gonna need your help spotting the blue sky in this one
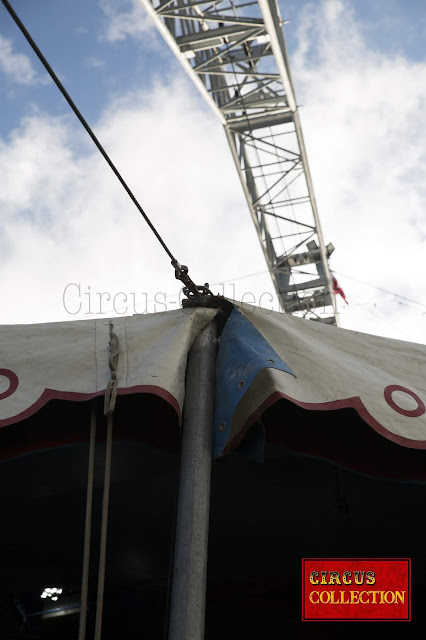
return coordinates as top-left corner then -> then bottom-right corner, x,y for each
0,0 -> 168,133
2,1 -> 425,131
1,0 -> 426,343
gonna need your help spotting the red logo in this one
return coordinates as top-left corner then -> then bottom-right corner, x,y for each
302,558 -> 410,621
384,385 -> 425,418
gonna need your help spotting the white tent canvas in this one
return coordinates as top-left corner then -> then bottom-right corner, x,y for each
2,300 -> 425,459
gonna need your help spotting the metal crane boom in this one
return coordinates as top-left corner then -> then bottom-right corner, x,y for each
140,0 -> 339,324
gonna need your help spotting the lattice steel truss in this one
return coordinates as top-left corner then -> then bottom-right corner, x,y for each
140,0 -> 338,323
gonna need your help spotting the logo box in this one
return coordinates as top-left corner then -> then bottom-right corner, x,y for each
302,558 -> 410,621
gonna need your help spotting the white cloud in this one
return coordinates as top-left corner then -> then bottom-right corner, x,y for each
0,35 -> 39,85
289,0 -> 426,342
0,79 -> 270,324
84,56 -> 105,69
99,0 -> 154,43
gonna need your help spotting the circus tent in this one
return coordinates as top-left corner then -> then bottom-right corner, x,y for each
0,300 -> 425,637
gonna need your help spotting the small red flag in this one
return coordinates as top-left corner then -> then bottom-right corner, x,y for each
333,276 -> 348,304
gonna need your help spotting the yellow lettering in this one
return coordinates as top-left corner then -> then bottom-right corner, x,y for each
342,571 -> 352,585
366,571 -> 375,585
359,591 -> 369,604
320,571 -> 327,585
395,591 -> 405,604
340,591 -> 350,605
329,571 -> 342,585
320,591 -> 331,604
384,591 -> 395,604
309,591 -> 319,604
309,571 -> 319,585
354,571 -> 365,585
350,590 -> 360,604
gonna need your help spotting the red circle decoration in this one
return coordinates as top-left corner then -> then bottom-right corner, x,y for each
0,369 -> 19,401
384,384 -> 425,418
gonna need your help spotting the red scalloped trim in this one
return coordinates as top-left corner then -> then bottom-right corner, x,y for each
0,385 -> 180,427
223,392 -> 426,456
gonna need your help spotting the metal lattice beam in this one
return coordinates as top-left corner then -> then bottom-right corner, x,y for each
140,0 -> 338,324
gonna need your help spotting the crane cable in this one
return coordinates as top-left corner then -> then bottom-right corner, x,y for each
2,0 -> 209,300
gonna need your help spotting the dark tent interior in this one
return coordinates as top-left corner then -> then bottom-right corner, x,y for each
0,394 -> 425,638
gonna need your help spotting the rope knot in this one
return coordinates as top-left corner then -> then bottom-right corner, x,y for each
171,259 -> 213,299
104,323 -> 119,416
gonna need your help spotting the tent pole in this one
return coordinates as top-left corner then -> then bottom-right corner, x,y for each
168,318 -> 217,640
